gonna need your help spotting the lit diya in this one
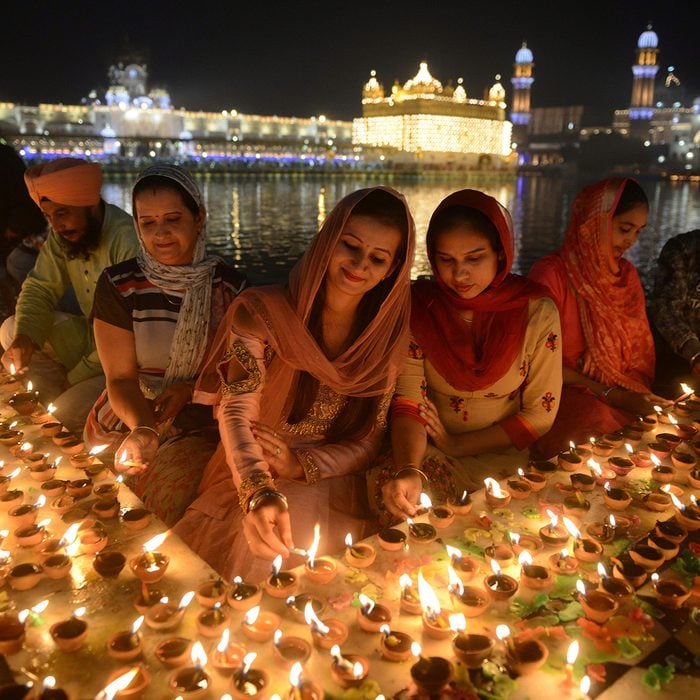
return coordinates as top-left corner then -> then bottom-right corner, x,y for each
378,623 -> 414,662
420,492 -> 455,528
0,609 -> 28,655
451,613 -> 494,668
651,573 -> 691,609
576,579 -> 618,623
242,605 -> 280,643
209,628 -> 245,675
585,514 -> 617,544
195,578 -> 227,608
196,602 -> 230,638
502,625 -> 549,677
563,517 -> 603,564
558,442 -> 584,471
548,547 -> 579,575
483,559 -> 518,601
539,509 -> 569,546
483,477 -> 511,508
447,566 -> 491,617
356,592 -> 392,632
343,532 -> 376,568
168,641 -> 211,698
518,551 -> 553,590
50,606 -> 88,652
518,467 -> 547,492
130,532 -> 170,582
626,443 -> 652,468
144,591 -> 195,631
107,615 -> 144,661
231,652 -> 269,699
329,644 -> 369,689
406,517 -> 437,544
448,489 -> 472,514
588,458 -> 616,484
286,593 -> 324,623
508,531 -> 543,556
304,523 -> 338,583
287,661 -> 323,700
399,573 -> 423,615
227,575 -> 263,611
272,629 -> 312,668
304,601 -> 348,650
265,554 -> 299,597
602,482 -> 632,511
419,571 -> 455,638
409,641 -> 453,695
445,544 -> 479,582
669,492 -> 700,531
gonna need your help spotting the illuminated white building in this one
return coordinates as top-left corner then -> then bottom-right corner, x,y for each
352,62 -> 513,167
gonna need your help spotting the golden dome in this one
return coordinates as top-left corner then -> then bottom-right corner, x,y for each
489,74 -> 505,102
453,77 -> 467,103
362,70 -> 384,101
403,62 -> 443,95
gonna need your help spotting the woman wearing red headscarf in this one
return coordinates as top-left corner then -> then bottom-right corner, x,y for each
380,190 -> 562,520
528,178 -> 670,459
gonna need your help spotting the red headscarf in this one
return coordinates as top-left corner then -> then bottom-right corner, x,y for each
411,189 -> 548,391
558,177 -> 654,392
24,158 -> 102,208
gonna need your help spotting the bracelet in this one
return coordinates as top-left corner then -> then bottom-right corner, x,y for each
392,465 -> 429,486
690,350 -> 700,369
246,489 -> 289,514
131,425 -> 159,439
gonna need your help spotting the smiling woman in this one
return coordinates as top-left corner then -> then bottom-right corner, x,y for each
528,178 -> 670,458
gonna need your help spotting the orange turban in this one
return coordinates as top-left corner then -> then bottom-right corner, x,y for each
24,158 -> 103,208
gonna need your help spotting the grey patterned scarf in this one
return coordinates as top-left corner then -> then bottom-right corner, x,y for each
133,164 -> 220,389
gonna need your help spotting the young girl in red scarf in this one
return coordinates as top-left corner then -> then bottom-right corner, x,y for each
527,178 -> 670,459
381,189 -> 562,520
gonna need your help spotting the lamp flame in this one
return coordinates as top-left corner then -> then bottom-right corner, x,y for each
650,453 -> 661,467
496,624 -> 511,641
447,565 -> 464,596
271,554 -> 282,576
484,477 -> 503,497
419,492 -> 432,509
306,523 -> 320,568
143,532 -> 167,553
177,591 -> 195,610
241,651 -> 256,675
358,593 -> 376,615
289,662 -> 303,688
98,668 -> 138,700
563,516 -> 581,539
490,559 -> 502,577
597,562 -> 608,578
576,579 -> 587,596
417,570 -> 441,617
244,606 -> 260,625
449,612 -> 466,633
580,675 -> 591,695
304,601 -> 329,634
566,640 -> 579,665
518,551 -> 533,567
445,544 -> 462,561
89,444 -> 108,455
217,628 -> 230,653
546,509 -> 558,529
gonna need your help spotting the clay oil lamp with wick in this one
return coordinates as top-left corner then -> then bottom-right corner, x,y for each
196,602 -> 230,638
528,458 -> 558,479
602,481 -> 632,511
562,490 -> 591,518
484,559 -> 519,602
657,428 -> 683,451
30,401 -> 56,425
644,532 -> 679,560
377,526 -> 407,551
329,644 -> 370,690
419,571 -> 456,639
447,565 -> 491,617
558,441 -> 584,471
588,458 -> 616,485
286,592 -> 325,623
399,573 -> 423,615
597,562 -> 634,603
569,470 -> 595,493
0,422 -> 23,448
168,641 -> 212,699
0,466 -> 21,495
563,517 -> 603,564
406,516 -> 437,544
647,439 -> 672,462
586,513 -> 617,544
1,364 -> 22,391
651,573 -> 691,609
14,516 -> 51,548
628,543 -> 664,572
539,508 -> 569,546
102,666 -> 151,698
9,494 -> 46,528
0,609 -> 29,655
484,477 -> 511,508
50,606 -> 88,652
343,531 -> 376,568
40,478 -> 66,500
356,592 -> 392,632
231,652 -> 269,700
575,579 -> 618,624
91,496 -> 120,520
446,544 -> 479,582
603,431 -> 625,449
209,628 -> 245,675
37,522 -> 79,562
195,578 -> 227,608
378,623 -> 414,662
155,637 -> 194,669
242,605 -> 281,643
144,591 -> 195,631
0,487 -> 21,512
518,551 -> 553,591
93,474 -> 123,502
120,507 -> 152,531
506,476 -> 532,499
518,467 -> 547,492
573,440 -> 593,460
650,453 -> 676,484
272,629 -> 312,668
670,450 -> 696,474
304,523 -> 338,583
590,437 -> 614,458
107,615 -> 144,662
508,531 -> 543,556
687,467 -> 700,487
611,555 -> 648,588
669,492 -> 700,531
548,547 -> 580,575
419,492 -> 455,528
129,531 -> 170,583
608,450 -> 635,477
502,625 -> 549,677
409,641 -> 454,696
450,612 -> 494,668
8,380 -> 39,415
448,489 -> 473,514
287,661 -> 324,700
227,575 -> 263,611
654,517 -> 688,544
643,483 -> 673,512
654,404 -> 675,425
265,554 -> 300,598
622,425 -> 643,447
305,601 -> 349,650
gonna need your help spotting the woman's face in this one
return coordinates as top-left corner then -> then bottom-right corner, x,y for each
433,226 -> 500,299
325,214 -> 402,301
135,188 -> 204,265
609,203 -> 648,262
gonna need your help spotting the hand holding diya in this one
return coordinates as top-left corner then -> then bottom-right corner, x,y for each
329,644 -> 369,689
303,523 -> 337,583
168,641 -> 211,698
304,601 -> 349,650
231,652 -> 270,699
343,532 -> 376,568
129,532 -> 170,583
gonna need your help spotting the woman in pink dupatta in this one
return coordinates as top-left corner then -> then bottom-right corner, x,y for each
529,178 -> 670,458
173,187 -> 414,581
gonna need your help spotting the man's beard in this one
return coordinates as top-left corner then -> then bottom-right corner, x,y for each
59,209 -> 102,260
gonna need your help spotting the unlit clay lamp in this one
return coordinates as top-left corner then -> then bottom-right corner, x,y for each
195,578 -> 227,608
377,527 -> 407,551
504,628 -> 549,676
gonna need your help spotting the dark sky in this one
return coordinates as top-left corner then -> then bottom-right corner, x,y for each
4,0 -> 698,122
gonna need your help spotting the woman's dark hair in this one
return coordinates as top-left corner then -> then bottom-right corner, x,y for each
428,205 -> 503,258
287,189 -> 409,442
614,180 -> 648,217
132,175 -> 199,218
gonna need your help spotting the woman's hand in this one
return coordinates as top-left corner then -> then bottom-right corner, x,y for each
115,426 -> 159,475
153,382 -> 193,425
419,399 -> 460,456
608,388 -> 672,416
251,421 -> 303,479
242,499 -> 294,559
381,472 -> 421,520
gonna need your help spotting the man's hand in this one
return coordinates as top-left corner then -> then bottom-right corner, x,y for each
2,334 -> 35,374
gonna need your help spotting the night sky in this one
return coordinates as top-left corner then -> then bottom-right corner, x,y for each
4,0 -> 698,122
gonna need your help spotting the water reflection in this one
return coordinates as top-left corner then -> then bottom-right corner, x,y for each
103,174 -> 700,293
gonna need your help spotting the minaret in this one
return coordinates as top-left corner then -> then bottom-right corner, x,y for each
511,42 -> 534,126
630,25 -> 659,123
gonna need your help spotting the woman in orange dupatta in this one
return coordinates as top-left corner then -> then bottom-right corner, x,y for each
173,187 -> 414,581
529,178 -> 670,459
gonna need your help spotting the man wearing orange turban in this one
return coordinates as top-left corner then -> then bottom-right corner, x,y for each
0,157 -> 139,430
